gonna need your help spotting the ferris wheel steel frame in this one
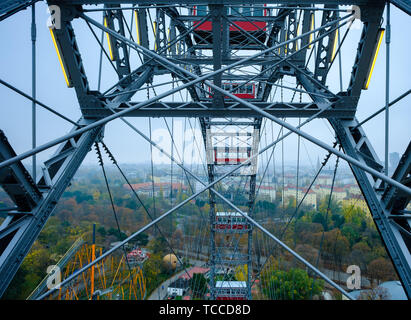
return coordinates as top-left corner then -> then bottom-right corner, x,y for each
0,0 -> 410,300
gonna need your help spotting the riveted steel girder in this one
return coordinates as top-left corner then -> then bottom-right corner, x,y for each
347,4 -> 385,97
0,124 -> 103,297
104,4 -> 132,83
331,118 -> 411,299
0,130 -> 42,212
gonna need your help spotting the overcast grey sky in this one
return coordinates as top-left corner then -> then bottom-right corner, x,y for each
0,3 -> 409,172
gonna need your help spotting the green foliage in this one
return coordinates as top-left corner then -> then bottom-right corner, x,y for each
318,196 -> 341,216
3,244 -> 54,299
0,165 -> 399,299
190,273 -> 208,298
331,213 -> 345,228
107,227 -> 127,241
64,190 -> 93,203
312,211 -> 328,230
341,223 -> 361,247
147,237 -> 168,255
255,200 -> 277,213
143,253 -> 169,295
134,233 -> 149,246
262,268 -> 323,300
342,205 -> 367,227
97,226 -> 107,236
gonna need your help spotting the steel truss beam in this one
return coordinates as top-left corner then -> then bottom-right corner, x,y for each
259,8 -> 289,100
382,142 -> 411,215
331,118 -> 411,298
0,0 -> 39,21
47,4 -> 102,114
105,109 -> 354,299
83,101 -> 356,118
0,0 -> 409,300
0,124 -> 103,297
182,55 -> 411,300
347,4 -> 385,97
54,1 -> 385,5
314,5 -> 338,84
0,131 -> 42,212
200,112 -> 261,299
103,4 -> 132,83
125,26 -> 410,195
390,0 -> 411,15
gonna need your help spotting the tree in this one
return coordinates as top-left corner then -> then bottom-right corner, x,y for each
341,223 -> 361,247
171,229 -> 184,250
190,273 -> 208,298
97,226 -> 107,237
262,268 -> 323,300
368,258 -> 397,284
294,244 -> 318,266
341,204 -> 367,227
255,200 -> 277,213
143,253 -> 168,295
331,213 -> 345,229
234,264 -> 248,282
312,211 -> 329,230
147,237 -> 168,255
358,286 -> 390,300
349,242 -> 372,272
107,227 -> 127,241
319,229 -> 349,270
159,186 -> 164,199
318,196 -> 341,216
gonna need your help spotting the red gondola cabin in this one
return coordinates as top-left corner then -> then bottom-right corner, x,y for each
192,5 -> 268,45
215,212 -> 249,231
208,82 -> 257,100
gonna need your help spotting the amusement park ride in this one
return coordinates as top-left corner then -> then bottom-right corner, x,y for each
0,0 -> 410,300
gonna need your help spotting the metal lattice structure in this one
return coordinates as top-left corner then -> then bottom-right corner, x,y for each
201,118 -> 261,298
0,0 -> 410,300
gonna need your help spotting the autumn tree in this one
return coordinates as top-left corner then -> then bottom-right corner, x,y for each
368,257 -> 397,284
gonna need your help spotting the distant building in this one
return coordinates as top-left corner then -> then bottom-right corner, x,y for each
277,173 -> 296,185
342,195 -> 370,216
124,182 -> 187,197
345,184 -> 362,196
167,278 -> 190,297
317,175 -> 333,185
258,184 -> 276,201
312,184 -> 346,203
332,187 -> 347,203
389,152 -> 400,172
282,186 -> 317,209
